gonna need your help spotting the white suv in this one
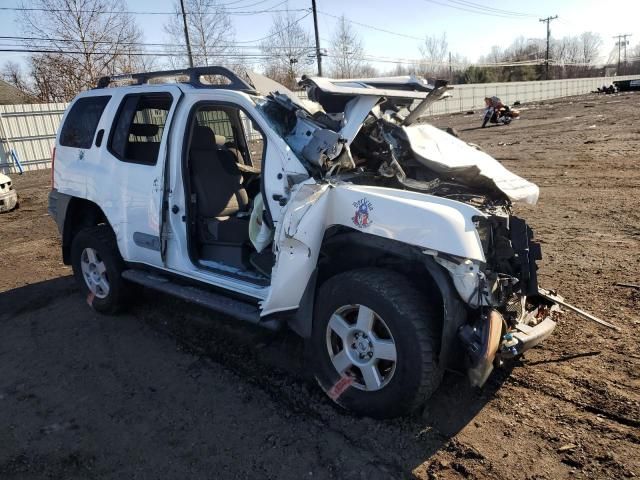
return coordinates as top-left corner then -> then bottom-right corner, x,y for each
49,67 -> 559,418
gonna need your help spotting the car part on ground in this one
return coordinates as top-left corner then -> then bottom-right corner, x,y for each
0,173 -> 18,213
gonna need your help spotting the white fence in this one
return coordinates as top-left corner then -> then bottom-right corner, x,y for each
1,74 -> 638,174
0,103 -> 66,174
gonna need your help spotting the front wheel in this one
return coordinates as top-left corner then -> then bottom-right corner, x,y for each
311,268 -> 443,418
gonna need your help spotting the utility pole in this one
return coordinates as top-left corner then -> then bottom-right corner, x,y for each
311,0 -> 323,76
448,51 -> 452,83
613,34 -> 632,75
539,15 -> 558,80
180,0 -> 194,68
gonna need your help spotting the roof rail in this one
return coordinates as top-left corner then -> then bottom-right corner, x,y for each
95,66 -> 256,93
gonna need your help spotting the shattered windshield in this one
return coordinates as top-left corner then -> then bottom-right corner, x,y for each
254,96 -> 297,138
255,94 -> 330,172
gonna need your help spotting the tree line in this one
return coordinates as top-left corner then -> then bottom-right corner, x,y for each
3,0 -> 640,103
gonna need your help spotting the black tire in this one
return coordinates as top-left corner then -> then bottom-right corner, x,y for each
71,225 -> 129,314
311,268 -> 443,418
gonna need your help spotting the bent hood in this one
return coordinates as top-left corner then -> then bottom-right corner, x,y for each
403,123 -> 540,205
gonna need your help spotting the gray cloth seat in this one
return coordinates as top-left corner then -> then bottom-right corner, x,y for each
190,125 -> 249,245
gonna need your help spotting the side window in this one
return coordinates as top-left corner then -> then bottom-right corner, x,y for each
59,96 -> 111,148
193,106 -> 265,170
109,93 -> 173,165
196,109 -> 233,143
240,111 -> 265,169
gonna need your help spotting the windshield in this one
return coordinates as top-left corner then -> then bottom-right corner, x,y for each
254,95 -> 323,173
254,97 -> 296,138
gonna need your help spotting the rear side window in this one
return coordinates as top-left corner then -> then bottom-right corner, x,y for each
109,93 -> 173,165
59,96 -> 111,148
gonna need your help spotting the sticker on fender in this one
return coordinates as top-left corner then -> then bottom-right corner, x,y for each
327,375 -> 354,400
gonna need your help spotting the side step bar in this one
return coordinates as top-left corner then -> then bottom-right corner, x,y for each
122,269 -> 280,329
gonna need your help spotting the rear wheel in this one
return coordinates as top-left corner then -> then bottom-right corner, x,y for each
311,268 -> 443,418
71,225 -> 129,314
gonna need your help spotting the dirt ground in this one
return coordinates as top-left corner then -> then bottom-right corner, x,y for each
1,92 -> 638,479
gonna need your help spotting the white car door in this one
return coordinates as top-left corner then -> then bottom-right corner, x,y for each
96,85 -> 183,268
161,91 -> 306,300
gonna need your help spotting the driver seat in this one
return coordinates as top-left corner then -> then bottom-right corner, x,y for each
189,125 -> 249,246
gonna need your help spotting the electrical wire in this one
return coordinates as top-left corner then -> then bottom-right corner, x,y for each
442,0 -> 538,18
317,11 -> 423,41
0,36 -> 315,50
2,46 -> 624,68
420,0 -> 536,19
0,5 -> 307,16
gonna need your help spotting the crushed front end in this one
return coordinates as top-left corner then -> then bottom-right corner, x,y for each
252,74 -> 563,386
453,213 -> 560,386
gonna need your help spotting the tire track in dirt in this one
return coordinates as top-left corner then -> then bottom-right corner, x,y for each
507,375 -> 640,429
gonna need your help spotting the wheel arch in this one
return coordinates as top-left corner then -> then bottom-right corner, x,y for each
61,197 -> 111,264
290,227 -> 468,371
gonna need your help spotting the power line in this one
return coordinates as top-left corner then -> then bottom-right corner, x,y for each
2,46 -> 626,69
0,48 -> 286,58
0,5 -> 307,16
233,11 -> 312,43
421,0 -> 536,19
443,0 -> 537,17
0,36 -> 314,49
318,11 -> 423,41
0,10 -> 314,48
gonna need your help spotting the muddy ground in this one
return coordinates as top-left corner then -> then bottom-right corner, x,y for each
0,92 -> 638,479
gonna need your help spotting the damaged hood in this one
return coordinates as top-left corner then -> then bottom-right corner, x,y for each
403,123 -> 539,205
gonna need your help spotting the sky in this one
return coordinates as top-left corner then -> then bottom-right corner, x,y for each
2,0 -> 640,73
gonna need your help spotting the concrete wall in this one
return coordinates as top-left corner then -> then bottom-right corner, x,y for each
423,74 -> 639,116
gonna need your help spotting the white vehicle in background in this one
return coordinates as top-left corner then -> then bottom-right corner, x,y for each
48,67 -> 561,418
0,172 -> 18,213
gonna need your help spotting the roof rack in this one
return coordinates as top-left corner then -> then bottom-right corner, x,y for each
95,66 -> 256,93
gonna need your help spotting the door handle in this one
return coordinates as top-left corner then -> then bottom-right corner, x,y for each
171,205 -> 180,214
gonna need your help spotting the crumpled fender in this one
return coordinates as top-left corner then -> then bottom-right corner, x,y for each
260,181 -> 486,316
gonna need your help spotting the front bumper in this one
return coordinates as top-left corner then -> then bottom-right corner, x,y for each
501,316 -> 557,358
0,190 -> 18,213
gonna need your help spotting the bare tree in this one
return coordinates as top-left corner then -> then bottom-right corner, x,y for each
328,15 -> 365,78
580,32 -> 602,64
164,0 -> 240,71
418,33 -> 448,77
1,61 -> 33,96
18,0 -> 144,101
260,12 -> 314,89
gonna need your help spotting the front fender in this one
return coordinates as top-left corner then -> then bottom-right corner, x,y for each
260,182 -> 485,316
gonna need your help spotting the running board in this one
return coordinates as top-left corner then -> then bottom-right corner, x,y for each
122,269 -> 279,329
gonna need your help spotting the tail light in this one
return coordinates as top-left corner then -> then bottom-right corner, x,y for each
51,147 -> 56,190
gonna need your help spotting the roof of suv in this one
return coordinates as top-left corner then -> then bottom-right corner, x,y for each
96,66 -> 257,93
94,66 -> 447,103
